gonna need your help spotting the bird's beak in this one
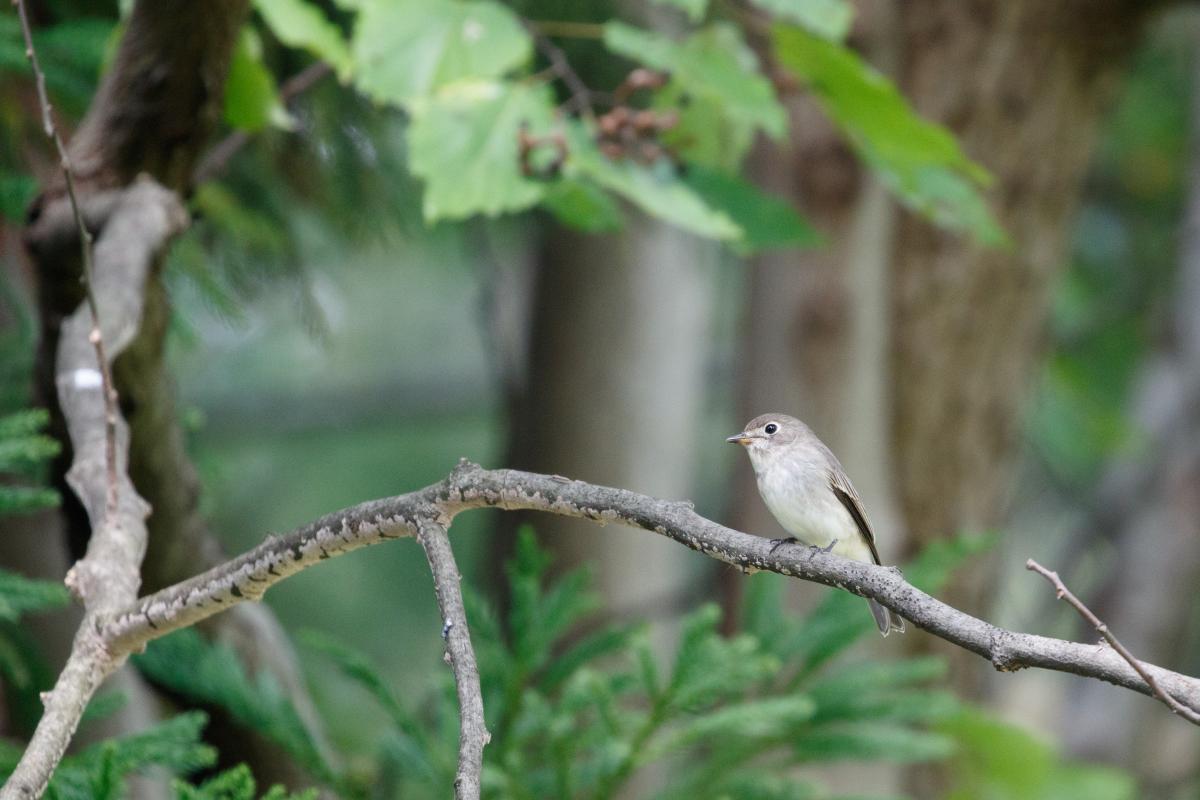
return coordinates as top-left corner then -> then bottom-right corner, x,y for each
726,431 -> 754,445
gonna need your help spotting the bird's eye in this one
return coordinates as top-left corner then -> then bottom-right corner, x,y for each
764,423 -> 779,435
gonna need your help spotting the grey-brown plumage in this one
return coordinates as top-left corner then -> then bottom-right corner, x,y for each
727,413 -> 905,636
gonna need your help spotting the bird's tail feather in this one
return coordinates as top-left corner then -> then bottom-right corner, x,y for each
868,599 -> 905,637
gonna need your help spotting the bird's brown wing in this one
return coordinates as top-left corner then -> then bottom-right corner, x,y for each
828,469 -> 882,566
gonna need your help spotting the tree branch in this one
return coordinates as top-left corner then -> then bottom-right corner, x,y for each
416,520 -> 489,800
10,463 -> 1200,797
58,179 -> 189,610
1,179 -> 187,800
114,465 -> 1200,714
14,0 -> 119,517
1027,559 -> 1200,725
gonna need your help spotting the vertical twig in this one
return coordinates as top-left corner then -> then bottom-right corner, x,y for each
1026,559 -> 1200,724
13,0 -> 118,517
416,520 -> 489,800
524,21 -> 597,124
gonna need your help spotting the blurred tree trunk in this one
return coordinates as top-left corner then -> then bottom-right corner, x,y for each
889,1 -> 1155,554
1058,50 -> 1200,788
505,216 -> 719,616
20,0 -> 333,791
500,2 -> 720,633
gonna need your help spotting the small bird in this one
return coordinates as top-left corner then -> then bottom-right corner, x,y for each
727,413 -> 905,636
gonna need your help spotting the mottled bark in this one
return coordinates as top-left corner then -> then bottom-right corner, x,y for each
890,0 -> 1155,550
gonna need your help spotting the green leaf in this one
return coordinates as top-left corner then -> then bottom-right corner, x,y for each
566,128 -> 741,241
683,164 -> 821,252
254,0 -> 352,77
0,409 -> 51,439
751,0 -> 853,42
298,629 -> 429,749
806,658 -> 961,725
604,22 -> 786,140
174,764 -> 319,800
0,18 -> 116,113
707,773 -> 822,800
23,712 -> 219,799
653,695 -> 817,754
540,624 -> 637,690
80,692 -> 129,728
666,604 -> 778,710
0,486 -> 60,515
655,82 -> 755,171
0,569 -> 70,623
0,409 -> 60,484
902,533 -> 996,595
408,81 -> 554,221
942,707 -> 1136,800
0,174 -> 36,222
134,630 -> 332,783
0,434 -> 60,472
352,0 -> 530,107
650,0 -> 709,23
773,25 -> 1006,245
224,29 -> 287,132
786,589 -> 875,676
792,722 -> 956,763
540,180 -> 624,233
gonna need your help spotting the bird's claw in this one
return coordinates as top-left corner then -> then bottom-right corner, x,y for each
807,540 -> 838,560
768,536 -> 799,554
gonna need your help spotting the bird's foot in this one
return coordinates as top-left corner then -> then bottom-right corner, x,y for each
807,540 -> 838,560
768,536 -> 799,554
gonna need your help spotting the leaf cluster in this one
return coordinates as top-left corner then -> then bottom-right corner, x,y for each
0,409 -> 61,515
297,529 -> 975,799
133,628 -> 337,787
222,0 -> 1001,251
0,712 -> 216,800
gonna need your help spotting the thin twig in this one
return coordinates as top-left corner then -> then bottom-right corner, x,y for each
13,0 -> 118,517
524,20 -> 597,124
416,521 -> 489,800
192,60 -> 333,186
1026,559 -> 1200,724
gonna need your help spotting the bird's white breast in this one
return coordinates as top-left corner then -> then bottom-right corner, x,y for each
750,448 -> 874,563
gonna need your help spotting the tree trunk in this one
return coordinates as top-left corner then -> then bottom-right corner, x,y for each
23,0 -> 333,790
507,217 -> 720,616
890,0 -> 1156,554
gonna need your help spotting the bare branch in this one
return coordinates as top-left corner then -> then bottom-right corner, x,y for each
13,0 -> 119,515
416,520 -> 489,800
1027,559 -> 1200,725
58,179 -> 189,610
1,179 -> 187,800
12,463 -> 1200,797
109,464 -> 1200,716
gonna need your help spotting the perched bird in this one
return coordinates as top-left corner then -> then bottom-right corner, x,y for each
727,413 -> 905,636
